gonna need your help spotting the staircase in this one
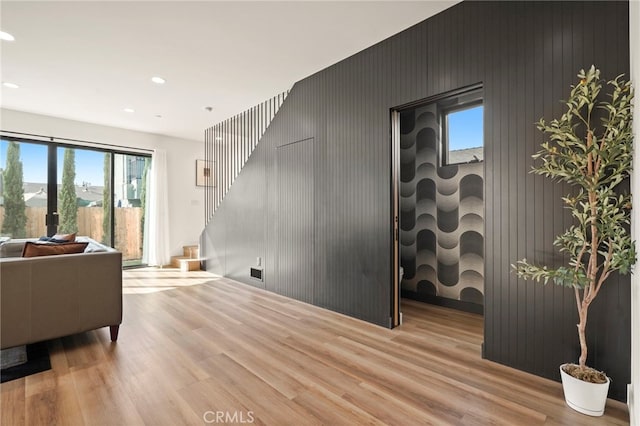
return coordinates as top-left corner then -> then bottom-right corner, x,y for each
170,245 -> 201,271
204,90 -> 289,224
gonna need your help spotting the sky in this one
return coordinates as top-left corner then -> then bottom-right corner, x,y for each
0,140 -> 106,186
448,105 -> 483,151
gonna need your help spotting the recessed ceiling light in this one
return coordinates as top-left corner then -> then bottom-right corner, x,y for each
3,82 -> 19,89
151,76 -> 166,85
154,114 -> 162,118
203,106 -> 213,112
123,108 -> 135,113
0,31 -> 15,41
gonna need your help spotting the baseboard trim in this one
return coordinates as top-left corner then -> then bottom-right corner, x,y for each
401,290 -> 484,315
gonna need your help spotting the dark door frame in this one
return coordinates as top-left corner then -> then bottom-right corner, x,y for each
390,110 -> 401,327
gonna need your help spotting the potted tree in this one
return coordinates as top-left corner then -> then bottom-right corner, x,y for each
514,65 -> 635,417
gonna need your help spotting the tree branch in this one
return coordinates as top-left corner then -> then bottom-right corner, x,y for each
591,243 -> 614,301
574,286 -> 583,317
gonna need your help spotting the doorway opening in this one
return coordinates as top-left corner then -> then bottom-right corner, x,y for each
391,85 -> 485,327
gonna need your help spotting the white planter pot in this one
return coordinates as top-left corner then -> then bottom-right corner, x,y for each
559,364 -> 610,416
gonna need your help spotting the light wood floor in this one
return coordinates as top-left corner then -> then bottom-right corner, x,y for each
1,268 -> 630,425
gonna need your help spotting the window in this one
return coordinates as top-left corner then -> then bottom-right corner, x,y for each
441,89 -> 484,165
0,137 -> 151,267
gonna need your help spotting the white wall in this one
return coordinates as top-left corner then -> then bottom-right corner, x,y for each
0,108 -> 204,257
630,1 -> 639,424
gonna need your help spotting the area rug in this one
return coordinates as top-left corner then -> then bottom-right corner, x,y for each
1,342 -> 51,383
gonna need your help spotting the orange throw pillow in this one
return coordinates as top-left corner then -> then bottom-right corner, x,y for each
22,241 -> 88,258
52,232 -> 76,242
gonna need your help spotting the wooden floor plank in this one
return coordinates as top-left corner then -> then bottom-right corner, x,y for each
1,268 -> 630,425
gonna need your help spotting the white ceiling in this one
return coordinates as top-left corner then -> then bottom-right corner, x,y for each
1,1 -> 458,143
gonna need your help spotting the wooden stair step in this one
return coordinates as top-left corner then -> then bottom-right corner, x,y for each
170,256 -> 202,271
182,245 -> 200,258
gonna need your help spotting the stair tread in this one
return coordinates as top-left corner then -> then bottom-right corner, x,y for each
182,245 -> 200,258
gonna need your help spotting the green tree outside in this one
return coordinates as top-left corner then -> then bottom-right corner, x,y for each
58,148 -> 78,233
139,157 -> 151,250
1,141 -> 27,237
102,153 -> 112,245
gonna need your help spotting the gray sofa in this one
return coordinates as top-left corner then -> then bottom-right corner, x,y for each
0,238 -> 122,350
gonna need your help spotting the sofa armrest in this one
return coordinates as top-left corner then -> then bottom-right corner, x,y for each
0,250 -> 122,349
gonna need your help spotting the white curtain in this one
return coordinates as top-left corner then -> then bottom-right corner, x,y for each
146,149 -> 170,266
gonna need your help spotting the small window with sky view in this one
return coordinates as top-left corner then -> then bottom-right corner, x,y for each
444,102 -> 484,165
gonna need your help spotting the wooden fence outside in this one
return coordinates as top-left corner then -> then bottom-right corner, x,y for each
0,206 -> 143,261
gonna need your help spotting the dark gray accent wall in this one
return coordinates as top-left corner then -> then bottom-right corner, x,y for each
276,138 -> 315,303
203,1 -> 630,400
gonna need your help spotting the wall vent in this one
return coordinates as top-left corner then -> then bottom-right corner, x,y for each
250,267 -> 263,281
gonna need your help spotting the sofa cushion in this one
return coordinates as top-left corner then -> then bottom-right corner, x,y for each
52,232 -> 76,242
0,240 -> 28,258
22,241 -> 89,258
38,236 -> 71,244
38,232 -> 77,243
76,237 -> 113,253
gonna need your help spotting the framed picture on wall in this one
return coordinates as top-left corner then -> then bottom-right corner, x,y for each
196,159 -> 214,187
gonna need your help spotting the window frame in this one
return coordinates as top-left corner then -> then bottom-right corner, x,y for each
440,92 -> 484,167
0,135 -> 151,268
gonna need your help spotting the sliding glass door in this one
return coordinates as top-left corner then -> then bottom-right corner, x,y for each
0,136 -> 151,266
113,153 -> 150,266
56,146 -> 108,242
0,139 -> 49,239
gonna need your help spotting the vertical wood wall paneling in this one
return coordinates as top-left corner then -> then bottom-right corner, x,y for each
277,138 -> 314,303
202,0 -> 630,401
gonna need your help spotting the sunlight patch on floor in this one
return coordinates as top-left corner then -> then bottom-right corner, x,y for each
122,267 -> 222,294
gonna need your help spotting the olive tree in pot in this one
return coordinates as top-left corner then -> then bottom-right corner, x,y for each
514,66 -> 635,417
